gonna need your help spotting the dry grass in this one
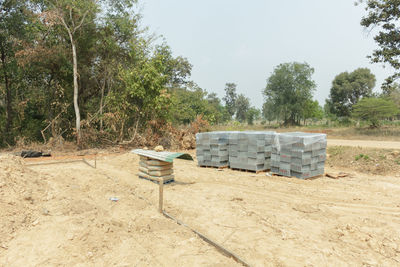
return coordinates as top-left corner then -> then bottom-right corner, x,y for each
327,146 -> 400,176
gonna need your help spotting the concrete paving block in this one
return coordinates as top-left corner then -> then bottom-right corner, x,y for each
291,163 -> 311,172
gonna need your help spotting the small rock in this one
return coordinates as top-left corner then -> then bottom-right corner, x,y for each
42,208 -> 49,216
391,151 -> 400,157
32,220 -> 39,226
24,195 -> 33,201
67,233 -> 74,240
143,147 -> 149,150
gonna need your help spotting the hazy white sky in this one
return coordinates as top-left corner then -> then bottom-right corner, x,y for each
141,0 -> 394,109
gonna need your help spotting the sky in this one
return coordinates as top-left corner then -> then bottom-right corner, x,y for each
140,0 -> 394,109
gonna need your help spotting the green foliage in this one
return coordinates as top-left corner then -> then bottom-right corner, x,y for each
0,0 -> 38,144
262,101 -> 277,123
302,100 -> 324,123
389,87 -> 400,109
235,94 -> 250,123
170,84 -> 227,125
106,41 -> 173,138
246,107 -> 261,125
327,68 -> 376,117
360,0 -> 400,86
352,97 -> 399,127
263,62 -> 316,125
170,86 -> 207,125
355,154 -> 369,161
223,83 -> 237,119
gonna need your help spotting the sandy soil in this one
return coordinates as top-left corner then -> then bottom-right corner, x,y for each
328,139 -> 400,149
1,151 -> 400,266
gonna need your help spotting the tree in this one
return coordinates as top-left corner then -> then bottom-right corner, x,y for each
263,62 -> 316,125
302,100 -> 324,124
42,0 -> 99,144
262,101 -> 277,124
170,85 -> 208,125
326,68 -> 375,117
246,107 -> 260,125
352,97 -> 399,127
0,0 -> 34,144
359,0 -> 400,86
206,92 -> 228,124
169,86 -> 227,125
223,82 -> 237,119
235,94 -> 250,123
381,82 -> 400,97
107,41 -> 173,139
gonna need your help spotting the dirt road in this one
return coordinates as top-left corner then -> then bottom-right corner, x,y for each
328,139 -> 400,149
1,153 -> 399,266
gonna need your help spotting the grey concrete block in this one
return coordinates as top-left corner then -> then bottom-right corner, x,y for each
291,163 -> 311,172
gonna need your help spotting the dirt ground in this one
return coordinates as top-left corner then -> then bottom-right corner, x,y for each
328,139 -> 400,149
1,147 -> 400,266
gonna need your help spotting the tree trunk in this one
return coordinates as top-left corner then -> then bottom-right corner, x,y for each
71,40 -> 81,144
0,43 -> 12,140
99,76 -> 105,131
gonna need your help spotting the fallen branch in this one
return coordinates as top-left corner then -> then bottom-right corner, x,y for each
325,172 -> 349,179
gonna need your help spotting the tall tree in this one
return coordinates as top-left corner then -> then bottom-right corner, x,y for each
360,0 -> 400,86
235,94 -> 250,123
263,62 -> 316,125
42,0 -> 99,144
326,68 -> 375,117
205,92 -> 228,124
0,0 -> 34,144
223,82 -> 237,119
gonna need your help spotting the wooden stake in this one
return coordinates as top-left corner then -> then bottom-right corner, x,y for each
159,178 -> 164,213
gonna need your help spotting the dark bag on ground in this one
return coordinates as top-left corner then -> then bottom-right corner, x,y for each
21,150 -> 51,158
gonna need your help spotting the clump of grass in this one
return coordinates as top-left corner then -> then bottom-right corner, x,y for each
328,146 -> 345,156
355,154 -> 369,161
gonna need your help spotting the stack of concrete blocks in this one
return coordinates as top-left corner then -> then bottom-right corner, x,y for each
196,132 -> 229,168
271,132 -> 327,179
138,156 -> 174,183
228,131 -> 275,172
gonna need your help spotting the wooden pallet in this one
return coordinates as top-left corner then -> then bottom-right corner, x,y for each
199,165 -> 229,170
231,168 -> 267,174
271,173 -> 325,180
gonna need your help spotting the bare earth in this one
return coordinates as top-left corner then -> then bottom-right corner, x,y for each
328,139 -> 400,149
1,147 -> 400,266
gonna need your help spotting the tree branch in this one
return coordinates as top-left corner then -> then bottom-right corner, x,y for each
58,13 -> 73,41
73,9 -> 89,33
69,8 -> 75,29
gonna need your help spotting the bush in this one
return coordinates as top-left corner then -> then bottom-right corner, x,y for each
352,97 -> 399,127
